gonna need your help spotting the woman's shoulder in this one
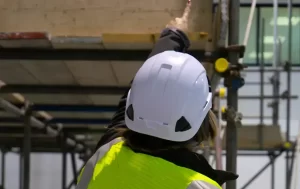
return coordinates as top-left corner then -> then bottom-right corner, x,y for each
151,149 -> 238,186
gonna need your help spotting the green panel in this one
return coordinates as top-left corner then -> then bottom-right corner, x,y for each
260,7 -> 300,65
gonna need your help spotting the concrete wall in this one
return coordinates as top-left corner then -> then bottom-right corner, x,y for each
0,0 -> 212,35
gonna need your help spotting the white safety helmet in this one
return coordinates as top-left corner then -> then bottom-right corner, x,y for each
125,51 -> 212,142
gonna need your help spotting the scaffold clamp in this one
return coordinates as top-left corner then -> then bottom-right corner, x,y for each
231,77 -> 245,90
221,107 -> 243,127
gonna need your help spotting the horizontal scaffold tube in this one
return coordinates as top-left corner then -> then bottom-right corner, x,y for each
0,98 -> 91,154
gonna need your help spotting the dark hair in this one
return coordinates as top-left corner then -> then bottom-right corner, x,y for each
117,110 -> 218,153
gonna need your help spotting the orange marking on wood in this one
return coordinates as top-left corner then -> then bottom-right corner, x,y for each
0,32 -> 49,40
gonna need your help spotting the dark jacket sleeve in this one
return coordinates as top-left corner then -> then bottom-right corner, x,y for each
95,28 -> 190,150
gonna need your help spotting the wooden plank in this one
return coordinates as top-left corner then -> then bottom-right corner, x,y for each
222,125 -> 284,150
0,94 -> 120,106
51,36 -> 104,49
0,34 -> 92,106
88,95 -> 122,105
102,33 -> 208,50
0,60 -> 38,84
188,32 -> 209,50
18,59 -> 92,105
0,111 -> 16,117
0,32 -> 51,48
102,34 -> 154,49
0,123 -> 107,129
0,32 -> 209,51
0,94 -> 91,104
35,112 -> 114,119
65,60 -> 118,105
111,61 -> 142,86
65,61 -> 117,86
0,0 -> 213,35
19,60 -> 76,85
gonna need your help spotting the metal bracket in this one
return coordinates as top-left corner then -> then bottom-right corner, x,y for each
221,107 -> 243,127
211,45 -> 247,91
269,75 -> 280,86
223,62 -> 247,91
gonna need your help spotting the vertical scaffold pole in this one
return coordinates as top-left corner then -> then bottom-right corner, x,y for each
286,0 -> 292,188
258,18 -> 266,149
23,102 -> 33,189
0,149 -> 6,189
226,0 -> 240,189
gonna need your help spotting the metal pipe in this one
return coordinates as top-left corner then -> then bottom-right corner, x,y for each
240,0 -> 257,64
222,81 -> 271,85
243,115 -> 272,119
71,152 -> 78,185
221,152 -> 277,156
19,152 -> 23,189
260,17 -> 265,125
212,95 -> 297,100
286,0 -> 292,188
272,40 -> 281,126
23,103 -> 32,189
218,0 -> 228,47
256,7 -> 261,67
289,144 -> 296,188
292,130 -> 300,189
244,68 -> 300,72
67,164 -> 85,189
258,18 -> 265,150
0,150 -> 6,188
273,0 -> 279,69
0,99 -> 87,152
271,155 -> 275,189
214,97 -> 223,170
226,0 -> 240,189
271,0 -> 280,127
62,134 -> 67,189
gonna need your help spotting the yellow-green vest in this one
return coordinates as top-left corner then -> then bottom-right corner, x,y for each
76,138 -> 221,189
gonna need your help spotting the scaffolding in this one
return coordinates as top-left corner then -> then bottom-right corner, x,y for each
0,2 -> 299,189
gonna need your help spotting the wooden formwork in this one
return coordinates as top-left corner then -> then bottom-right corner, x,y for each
0,0 -> 219,151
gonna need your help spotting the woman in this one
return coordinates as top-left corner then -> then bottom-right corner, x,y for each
76,2 -> 238,189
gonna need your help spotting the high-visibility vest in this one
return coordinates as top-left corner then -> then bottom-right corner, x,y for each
76,138 -> 221,189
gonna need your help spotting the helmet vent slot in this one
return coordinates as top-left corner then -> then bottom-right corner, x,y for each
175,116 -> 192,132
126,104 -> 134,121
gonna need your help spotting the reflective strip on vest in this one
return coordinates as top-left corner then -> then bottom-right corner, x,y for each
76,138 -> 221,189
